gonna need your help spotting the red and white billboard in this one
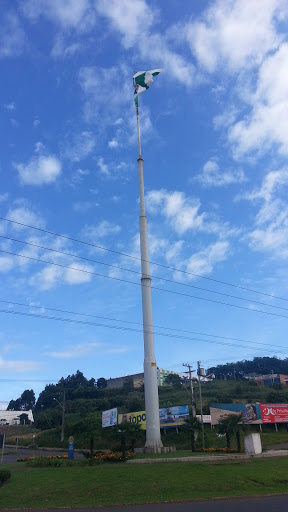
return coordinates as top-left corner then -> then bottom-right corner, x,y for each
260,403 -> 288,423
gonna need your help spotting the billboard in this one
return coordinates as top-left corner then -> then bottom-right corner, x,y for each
118,410 -> 146,429
210,403 -> 262,425
102,408 -> 118,428
196,414 -> 211,423
159,405 -> 189,427
118,404 -> 190,430
260,404 -> 288,423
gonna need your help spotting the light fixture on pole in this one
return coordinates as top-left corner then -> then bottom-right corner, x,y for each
53,390 -> 65,443
133,69 -> 163,450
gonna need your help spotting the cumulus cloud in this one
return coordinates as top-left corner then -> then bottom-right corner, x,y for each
241,168 -> 288,258
185,0 -> 285,73
194,160 -> 246,187
6,205 -> 45,229
146,189 -> 207,235
63,130 -> 95,162
0,12 -> 26,58
14,147 -> 62,185
29,262 -> 93,290
82,221 -> 121,239
21,0 -> 95,31
229,43 -> 288,158
97,0 -> 196,86
185,241 -> 230,277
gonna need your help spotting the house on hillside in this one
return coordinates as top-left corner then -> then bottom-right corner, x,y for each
0,410 -> 34,425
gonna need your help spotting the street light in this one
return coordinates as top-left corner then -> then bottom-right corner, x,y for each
53,391 -> 65,442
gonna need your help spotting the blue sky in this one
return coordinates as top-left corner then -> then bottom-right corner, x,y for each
1,0 -> 288,405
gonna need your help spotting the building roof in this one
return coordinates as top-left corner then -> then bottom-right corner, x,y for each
0,410 -> 34,422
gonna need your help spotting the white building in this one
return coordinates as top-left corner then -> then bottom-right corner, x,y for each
0,410 -> 34,425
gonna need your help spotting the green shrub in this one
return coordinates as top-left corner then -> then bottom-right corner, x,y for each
0,470 -> 11,485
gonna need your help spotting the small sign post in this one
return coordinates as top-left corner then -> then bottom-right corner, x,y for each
68,436 -> 74,460
0,435 -> 5,465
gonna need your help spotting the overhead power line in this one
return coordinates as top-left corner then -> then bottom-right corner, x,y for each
1,216 -> 287,303
0,308 -> 287,355
1,248 -> 288,320
0,298 -> 281,348
1,234 -> 288,313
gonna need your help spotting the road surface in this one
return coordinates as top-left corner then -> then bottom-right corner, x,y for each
3,495 -> 288,512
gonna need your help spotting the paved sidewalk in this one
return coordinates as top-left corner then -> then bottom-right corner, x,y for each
127,449 -> 288,464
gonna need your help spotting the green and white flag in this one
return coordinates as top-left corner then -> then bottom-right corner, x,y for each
133,69 -> 163,105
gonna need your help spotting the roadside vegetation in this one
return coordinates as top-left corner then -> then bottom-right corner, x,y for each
1,457 -> 288,508
2,359 -> 288,452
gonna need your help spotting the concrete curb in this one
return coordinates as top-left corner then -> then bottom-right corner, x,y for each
127,450 -> 288,464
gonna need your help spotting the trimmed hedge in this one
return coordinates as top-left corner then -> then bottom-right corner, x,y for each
0,470 -> 11,485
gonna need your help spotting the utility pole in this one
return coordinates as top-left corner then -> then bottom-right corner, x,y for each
136,102 -> 162,450
197,361 -> 205,449
53,390 -> 65,443
183,363 -> 196,417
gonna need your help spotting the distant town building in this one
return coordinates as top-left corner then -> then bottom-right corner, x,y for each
106,368 -> 183,390
255,374 -> 288,386
0,410 -> 34,425
157,368 -> 182,386
106,373 -> 144,390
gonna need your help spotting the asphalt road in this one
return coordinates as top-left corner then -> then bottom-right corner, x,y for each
3,495 -> 288,512
2,447 -> 84,464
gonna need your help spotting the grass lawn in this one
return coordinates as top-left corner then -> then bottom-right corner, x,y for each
1,457 -> 288,509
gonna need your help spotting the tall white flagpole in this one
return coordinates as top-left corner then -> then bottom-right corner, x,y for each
136,102 -> 163,449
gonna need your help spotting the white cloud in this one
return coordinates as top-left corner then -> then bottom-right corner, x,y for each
79,64 -> 131,122
6,205 -> 45,230
97,0 -> 156,49
97,157 -> 109,176
73,201 -> 94,213
63,131 -> 95,162
82,221 -> 121,239
0,256 -> 14,273
0,193 -> 8,203
4,102 -> 16,111
146,189 -> 206,235
241,169 -> 288,258
64,263 -> 92,284
194,159 -> 246,187
0,12 -> 26,58
0,356 -> 41,372
97,0 -> 196,86
185,241 -> 230,277
29,261 -> 93,290
108,139 -> 119,149
21,0 -> 95,30
14,150 -> 62,186
51,37 -> 83,58
229,43 -> 288,158
185,0 -> 286,73
45,342 -> 128,359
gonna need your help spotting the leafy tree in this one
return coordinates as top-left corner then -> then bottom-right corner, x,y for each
208,356 -> 288,379
97,378 -> 107,389
123,378 -> 134,392
165,374 -> 182,389
126,392 -> 144,412
7,389 -> 35,411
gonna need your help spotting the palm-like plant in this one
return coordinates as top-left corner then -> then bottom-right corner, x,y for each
184,412 -> 202,452
217,414 -> 242,451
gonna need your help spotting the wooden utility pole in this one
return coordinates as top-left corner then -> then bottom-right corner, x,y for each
183,363 -> 196,417
197,361 -> 205,449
